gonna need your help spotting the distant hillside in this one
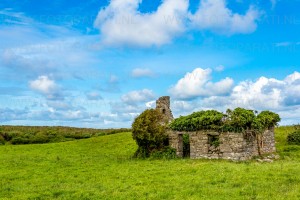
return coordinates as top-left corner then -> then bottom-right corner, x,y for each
0,125 -> 131,145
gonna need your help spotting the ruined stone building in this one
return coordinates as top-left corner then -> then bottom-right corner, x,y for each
155,96 -> 276,161
156,96 -> 174,123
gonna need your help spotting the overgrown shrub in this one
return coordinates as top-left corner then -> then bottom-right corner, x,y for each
132,109 -> 169,158
224,108 -> 256,131
31,132 -> 50,144
170,108 -> 280,133
11,137 -> 30,145
150,147 -> 177,159
287,131 -> 300,145
253,111 -> 281,132
169,110 -> 224,131
0,135 -> 5,145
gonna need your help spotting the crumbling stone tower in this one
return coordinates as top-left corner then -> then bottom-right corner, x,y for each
156,96 -> 174,122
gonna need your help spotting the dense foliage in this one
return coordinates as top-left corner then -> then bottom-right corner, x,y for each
170,108 -> 280,133
169,110 -> 224,131
0,126 -> 131,145
132,109 -> 169,158
287,130 -> 300,145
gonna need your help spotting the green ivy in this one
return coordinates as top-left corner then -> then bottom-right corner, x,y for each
169,110 -> 224,132
170,108 -> 280,133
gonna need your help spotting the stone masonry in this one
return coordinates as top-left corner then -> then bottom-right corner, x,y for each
156,96 -> 174,123
156,96 -> 277,161
168,130 -> 276,161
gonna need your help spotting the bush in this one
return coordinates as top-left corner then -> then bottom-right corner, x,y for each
11,137 -> 30,145
287,131 -> 300,145
150,147 -> 177,159
31,132 -> 50,144
132,109 -> 169,158
225,108 -> 255,131
253,111 -> 281,132
0,135 -> 5,145
170,108 -> 281,133
169,110 -> 224,131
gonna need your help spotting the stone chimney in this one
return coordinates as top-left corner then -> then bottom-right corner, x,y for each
156,96 -> 174,122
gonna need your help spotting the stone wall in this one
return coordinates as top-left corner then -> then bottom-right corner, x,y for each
260,127 -> 276,154
169,129 -> 276,161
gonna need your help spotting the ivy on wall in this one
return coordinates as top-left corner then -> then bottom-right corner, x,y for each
169,108 -> 280,133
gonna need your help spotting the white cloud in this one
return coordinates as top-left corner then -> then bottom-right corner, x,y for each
190,0 -> 261,35
121,89 -> 155,105
285,71 -> 300,84
29,76 -> 64,100
171,100 -> 198,115
146,100 -> 156,108
229,77 -> 284,109
94,0 -> 189,47
167,70 -> 300,125
182,71 -> 300,123
94,0 -> 262,47
131,68 -> 155,78
29,76 -> 57,94
169,68 -> 234,99
223,72 -> 300,109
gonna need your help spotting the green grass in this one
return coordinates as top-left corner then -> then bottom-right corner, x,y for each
1,127 -> 300,199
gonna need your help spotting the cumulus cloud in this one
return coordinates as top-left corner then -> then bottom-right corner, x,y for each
29,76 -> 63,100
131,68 -> 155,78
94,0 -> 189,47
169,68 -> 234,99
170,71 -> 300,124
190,0 -> 261,35
94,0 -> 261,47
29,76 -> 57,94
121,89 -> 155,105
219,72 -> 300,110
229,77 -> 284,109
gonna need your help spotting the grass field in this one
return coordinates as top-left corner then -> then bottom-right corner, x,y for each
1,127 -> 300,199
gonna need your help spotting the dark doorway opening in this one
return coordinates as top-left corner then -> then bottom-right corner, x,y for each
183,134 -> 190,158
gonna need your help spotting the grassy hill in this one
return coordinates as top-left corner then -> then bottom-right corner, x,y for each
1,127 -> 300,199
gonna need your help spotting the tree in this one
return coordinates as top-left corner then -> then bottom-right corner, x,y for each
132,109 -> 168,158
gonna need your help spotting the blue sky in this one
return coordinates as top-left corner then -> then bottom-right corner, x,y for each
0,0 -> 300,128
